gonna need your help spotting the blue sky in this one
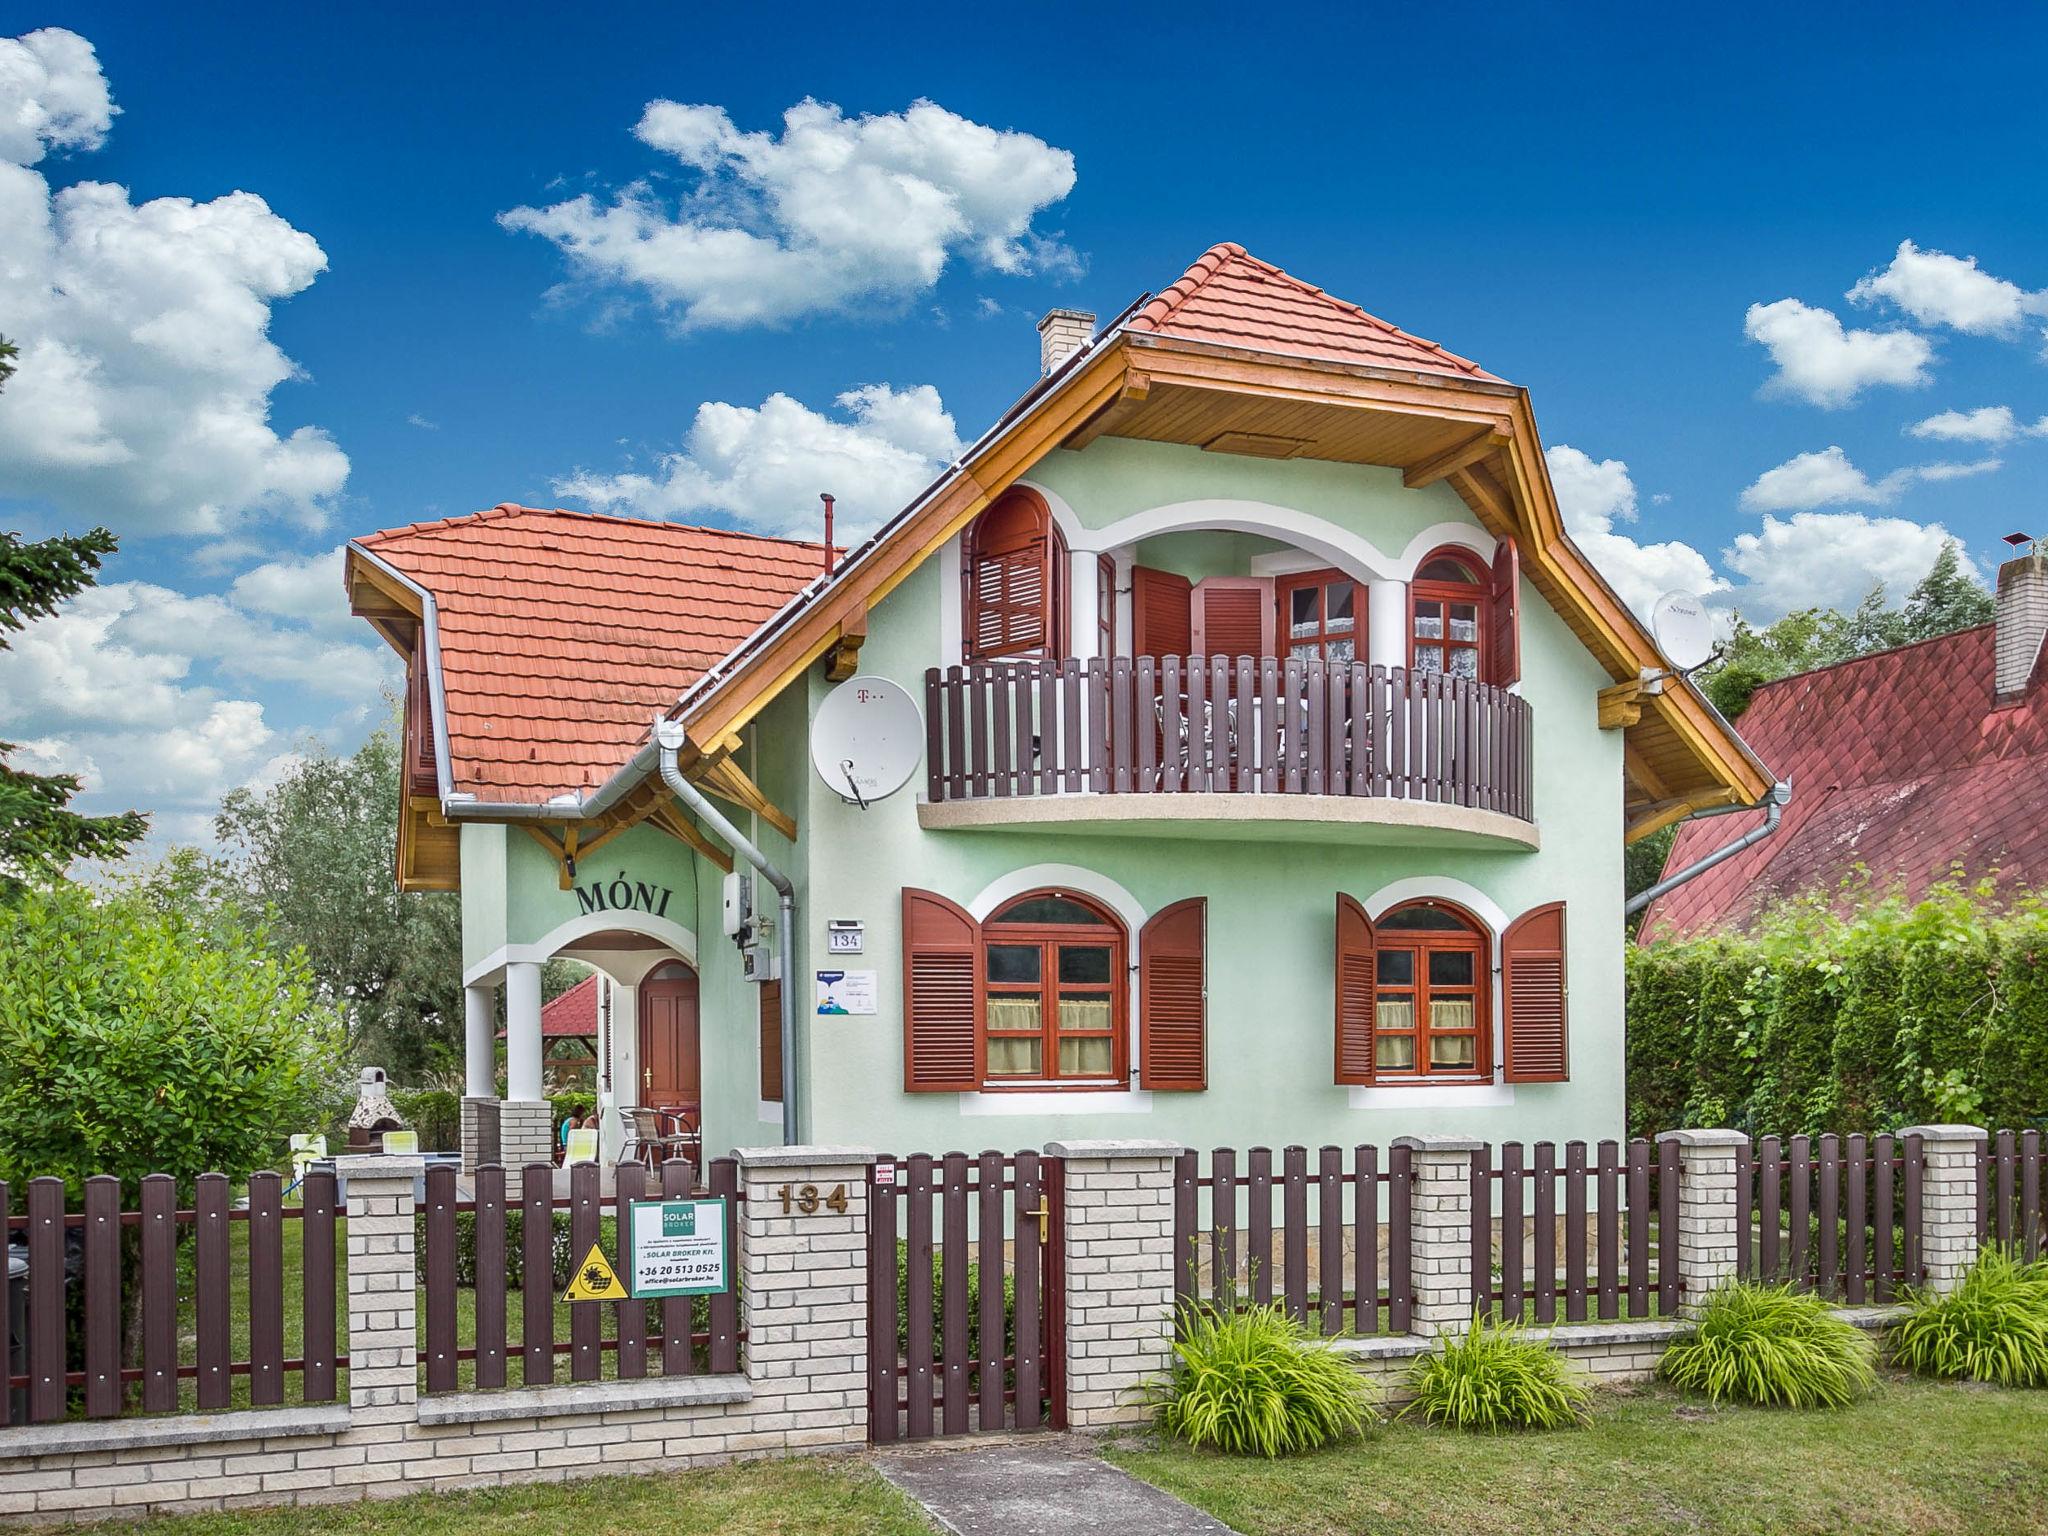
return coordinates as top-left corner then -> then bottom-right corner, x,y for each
3,3 -> 2046,845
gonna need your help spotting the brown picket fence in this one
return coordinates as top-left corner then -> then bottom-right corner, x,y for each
1980,1128 -> 2047,1260
418,1159 -> 741,1394
2,1171 -> 343,1424
1738,1133 -> 1925,1300
1171,1145 -> 1415,1335
1474,1139 -> 1679,1322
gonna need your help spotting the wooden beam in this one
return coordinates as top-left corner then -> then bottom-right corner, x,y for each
1626,787 -> 1746,843
1062,368 -> 1152,451
823,600 -> 869,683
1598,679 -> 1646,731
696,755 -> 798,842
1623,742 -> 1672,804
1403,424 -> 1511,489
649,801 -> 735,874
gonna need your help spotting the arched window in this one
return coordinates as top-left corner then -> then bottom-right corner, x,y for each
982,891 -> 1125,1084
964,489 -> 1066,661
1409,548 -> 1489,681
1373,900 -> 1488,1077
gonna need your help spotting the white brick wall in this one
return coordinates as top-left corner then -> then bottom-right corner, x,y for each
0,1149 -> 874,1524
1901,1125 -> 1987,1294
1656,1129 -> 1747,1315
1047,1141 -> 1180,1429
1393,1136 -> 1480,1337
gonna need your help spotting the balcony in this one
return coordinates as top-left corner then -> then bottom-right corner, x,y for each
919,656 -> 1536,849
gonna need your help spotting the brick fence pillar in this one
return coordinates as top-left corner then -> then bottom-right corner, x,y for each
458,1097 -> 499,1173
734,1147 -> 877,1451
1900,1124 -> 1987,1295
1656,1128 -> 1747,1315
334,1156 -> 422,1420
1393,1136 -> 1479,1337
496,1103 -> 553,1170
1046,1140 -> 1181,1430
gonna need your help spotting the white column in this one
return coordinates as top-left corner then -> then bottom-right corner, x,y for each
462,982 -> 496,1098
1395,1134 -> 1479,1337
1368,578 -> 1407,670
1069,545 -> 1101,662
503,960 -> 544,1103
1657,1129 -> 1748,1315
1901,1125 -> 1987,1294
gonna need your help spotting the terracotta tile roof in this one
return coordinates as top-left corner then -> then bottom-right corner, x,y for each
498,973 -> 599,1038
356,504 -> 828,800
1127,243 -> 1503,382
1641,624 -> 2048,938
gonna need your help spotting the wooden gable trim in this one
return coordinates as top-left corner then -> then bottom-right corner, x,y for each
1403,424 -> 1513,489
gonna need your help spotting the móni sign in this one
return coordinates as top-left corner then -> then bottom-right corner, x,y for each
575,870 -> 675,919
624,1197 -> 730,1298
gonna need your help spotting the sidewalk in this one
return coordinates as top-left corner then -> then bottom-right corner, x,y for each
877,1439 -> 1239,1536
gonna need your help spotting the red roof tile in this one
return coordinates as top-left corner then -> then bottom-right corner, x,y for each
1128,243 -> 1502,382
357,504 -> 829,801
499,973 -> 599,1038
1641,624 -> 2048,938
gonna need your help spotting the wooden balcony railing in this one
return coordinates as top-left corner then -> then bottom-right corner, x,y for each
922,656 -> 1533,821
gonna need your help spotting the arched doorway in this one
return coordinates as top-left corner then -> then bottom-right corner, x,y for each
639,959 -> 701,1136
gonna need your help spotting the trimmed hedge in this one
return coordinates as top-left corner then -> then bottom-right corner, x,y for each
1630,880 -> 2048,1139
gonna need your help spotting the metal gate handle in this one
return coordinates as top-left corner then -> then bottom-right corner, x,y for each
1026,1196 -> 1050,1243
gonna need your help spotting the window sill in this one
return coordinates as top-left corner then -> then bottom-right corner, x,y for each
960,1087 -> 1155,1117
1347,1080 -> 1515,1110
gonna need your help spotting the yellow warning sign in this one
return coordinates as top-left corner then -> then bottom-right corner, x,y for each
563,1243 -> 624,1302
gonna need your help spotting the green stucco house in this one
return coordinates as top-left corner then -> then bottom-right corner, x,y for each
345,243 -> 1771,1169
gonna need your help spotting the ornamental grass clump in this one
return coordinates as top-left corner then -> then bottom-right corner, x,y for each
1142,1302 -> 1375,1457
1399,1316 -> 1591,1431
1886,1246 -> 2048,1386
1659,1282 -> 1876,1408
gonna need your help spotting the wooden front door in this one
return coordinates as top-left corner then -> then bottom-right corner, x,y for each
638,962 -> 701,1119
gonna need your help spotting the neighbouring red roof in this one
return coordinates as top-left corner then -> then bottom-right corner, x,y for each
357,504 -> 829,800
1128,243 -> 1502,382
499,973 -> 600,1039
1641,624 -> 2048,939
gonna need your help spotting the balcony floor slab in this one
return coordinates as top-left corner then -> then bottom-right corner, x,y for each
916,792 -> 1539,849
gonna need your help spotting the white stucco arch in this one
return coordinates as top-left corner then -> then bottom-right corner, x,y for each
1354,875 -> 1508,934
463,907 -> 700,988
966,862 -> 1150,933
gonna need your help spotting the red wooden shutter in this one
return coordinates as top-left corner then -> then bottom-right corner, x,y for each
965,492 -> 1052,659
1490,536 -> 1520,687
759,980 -> 783,1102
1192,576 -> 1276,661
1132,566 -> 1192,659
1502,900 -> 1568,1082
902,888 -> 982,1091
1140,898 -> 1206,1090
1334,893 -> 1377,1085
406,651 -> 437,798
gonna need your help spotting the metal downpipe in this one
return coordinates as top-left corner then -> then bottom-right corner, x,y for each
1625,781 -> 1793,917
654,720 -> 800,1145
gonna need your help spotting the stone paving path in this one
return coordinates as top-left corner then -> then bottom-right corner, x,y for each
877,1438 -> 1241,1536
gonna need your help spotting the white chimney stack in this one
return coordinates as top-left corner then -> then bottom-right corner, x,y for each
1995,541 -> 2048,702
1037,308 -> 1096,377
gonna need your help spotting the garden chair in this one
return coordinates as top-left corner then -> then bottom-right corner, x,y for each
620,1106 -> 697,1169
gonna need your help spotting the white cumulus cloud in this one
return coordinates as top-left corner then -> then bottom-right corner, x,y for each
0,27 -> 348,537
1908,405 -> 2019,444
557,382 -> 963,542
501,97 -> 1078,331
1544,445 -> 1726,619
1723,512 -> 1978,617
1848,239 -> 2048,337
1743,297 -> 1934,409
0,27 -> 113,164
1740,445 -> 2003,511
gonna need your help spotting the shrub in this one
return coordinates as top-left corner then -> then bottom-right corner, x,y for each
1659,1282 -> 1876,1408
894,1241 -> 1012,1365
1887,1247 -> 2048,1386
1142,1302 -> 1374,1457
393,1088 -> 461,1151
1399,1316 -> 1590,1431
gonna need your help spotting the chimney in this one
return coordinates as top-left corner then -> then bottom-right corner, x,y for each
1995,535 -> 2047,702
1037,308 -> 1096,376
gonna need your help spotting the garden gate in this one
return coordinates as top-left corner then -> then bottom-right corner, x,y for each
868,1151 -> 1064,1441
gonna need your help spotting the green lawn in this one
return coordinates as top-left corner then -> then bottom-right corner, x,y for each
46,1458 -> 931,1536
1104,1374 -> 2048,1536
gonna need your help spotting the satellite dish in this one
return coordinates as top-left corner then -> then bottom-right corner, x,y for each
1650,590 -> 1714,670
810,675 -> 923,806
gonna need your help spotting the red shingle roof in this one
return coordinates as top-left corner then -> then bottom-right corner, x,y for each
498,973 -> 599,1039
357,504 -> 828,800
1128,243 -> 1502,382
1641,624 -> 2048,938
